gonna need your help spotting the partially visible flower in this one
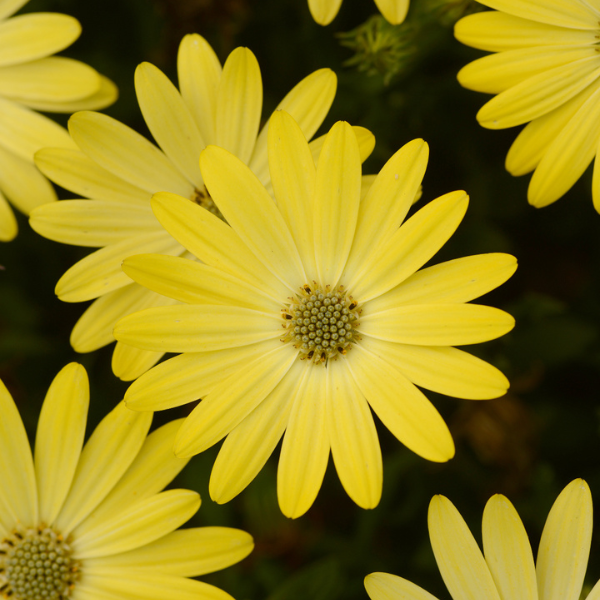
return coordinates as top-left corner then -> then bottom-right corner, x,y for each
114,110 -> 515,519
455,0 -> 600,211
29,34 -> 353,381
0,0 -> 117,241
309,0 -> 409,26
366,479 -> 594,600
0,362 -> 253,600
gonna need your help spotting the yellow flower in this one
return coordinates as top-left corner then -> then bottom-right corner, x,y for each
366,479 -> 594,600
114,110 -> 516,519
308,0 -> 409,25
0,0 -> 117,242
28,33 -> 352,382
455,0 -> 600,211
0,362 -> 254,600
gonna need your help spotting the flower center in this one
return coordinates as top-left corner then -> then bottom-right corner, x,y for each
282,284 -> 361,364
0,526 -> 79,600
191,186 -> 225,221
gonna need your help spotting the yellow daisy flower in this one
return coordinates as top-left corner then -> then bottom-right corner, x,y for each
0,0 -> 117,242
365,479 -> 594,600
114,110 -> 516,519
308,0 -> 409,25
455,0 -> 600,211
28,33 -> 354,382
0,362 -> 253,600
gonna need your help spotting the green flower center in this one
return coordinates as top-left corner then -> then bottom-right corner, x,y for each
0,526 -> 79,600
191,186 -> 225,221
282,284 -> 360,364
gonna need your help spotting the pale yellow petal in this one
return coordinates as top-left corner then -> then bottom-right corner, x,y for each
174,343 -> 297,457
74,490 -> 200,559
68,111 -> 193,197
35,147 -> 150,205
30,200 -> 158,247
308,0 -> 343,25
115,304 -> 281,353
366,253 -> 517,312
86,527 -> 253,577
177,33 -> 221,145
0,190 -> 17,241
348,191 -> 468,302
536,479 -> 592,600
592,138 -> 600,213
215,47 -> 262,164
477,57 -> 600,129
347,345 -> 454,462
54,403 -> 152,536
122,253 -> 279,311
0,0 -> 28,21
210,359 -> 301,503
327,359 -> 382,509
455,12 -> 596,53
309,125 -> 376,166
268,110 -> 317,280
314,121 -> 361,286
365,573 -> 440,600
482,495 -> 538,600
135,62 -> 204,188
359,336 -> 509,399
528,84 -> 600,207
200,145 -> 305,290
0,378 -> 37,529
344,139 -> 429,282
278,364 -> 330,518
428,495 -> 501,600
0,144 -> 56,214
152,191 -> 287,300
35,363 -> 88,525
112,342 -> 165,382
375,0 -> 409,24
0,13 -> 80,67
0,96 -> 75,161
56,230 -> 181,302
74,419 -> 188,535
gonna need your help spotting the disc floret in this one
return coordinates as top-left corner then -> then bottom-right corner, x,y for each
282,284 -> 361,364
0,526 -> 79,600
191,186 -> 224,221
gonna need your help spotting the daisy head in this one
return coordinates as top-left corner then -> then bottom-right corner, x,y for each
0,363 -> 253,600
114,110 -> 516,518
366,479 -> 594,600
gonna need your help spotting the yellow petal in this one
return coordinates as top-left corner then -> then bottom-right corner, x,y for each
34,147 -> 150,205
482,495 -> 538,600
347,345 -> 454,462
151,191 -> 287,300
0,377 -> 37,529
200,145 -> 305,290
477,57 -> 600,129
54,403 -> 152,536
375,0 -> 409,24
177,34 -> 221,145
308,0 -> 343,25
209,359 -> 301,503
0,190 -> 17,241
277,365 -> 330,518
35,363 -> 89,525
309,125 -> 375,166
367,253 -> 517,312
536,479 -> 592,600
344,138 -> 429,282
314,121 -> 361,286
592,140 -> 600,213
365,572 -> 440,600
428,495 -> 501,600
0,13 -> 80,67
327,360 -> 382,509
0,0 -> 29,21
115,304 -> 281,353
174,343 -> 297,457
348,191 -> 468,302
215,47 -> 262,165
359,336 -> 509,400
112,342 -> 165,382
87,527 -> 253,577
268,110 -> 317,280
68,111 -> 193,197
135,62 -> 204,188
